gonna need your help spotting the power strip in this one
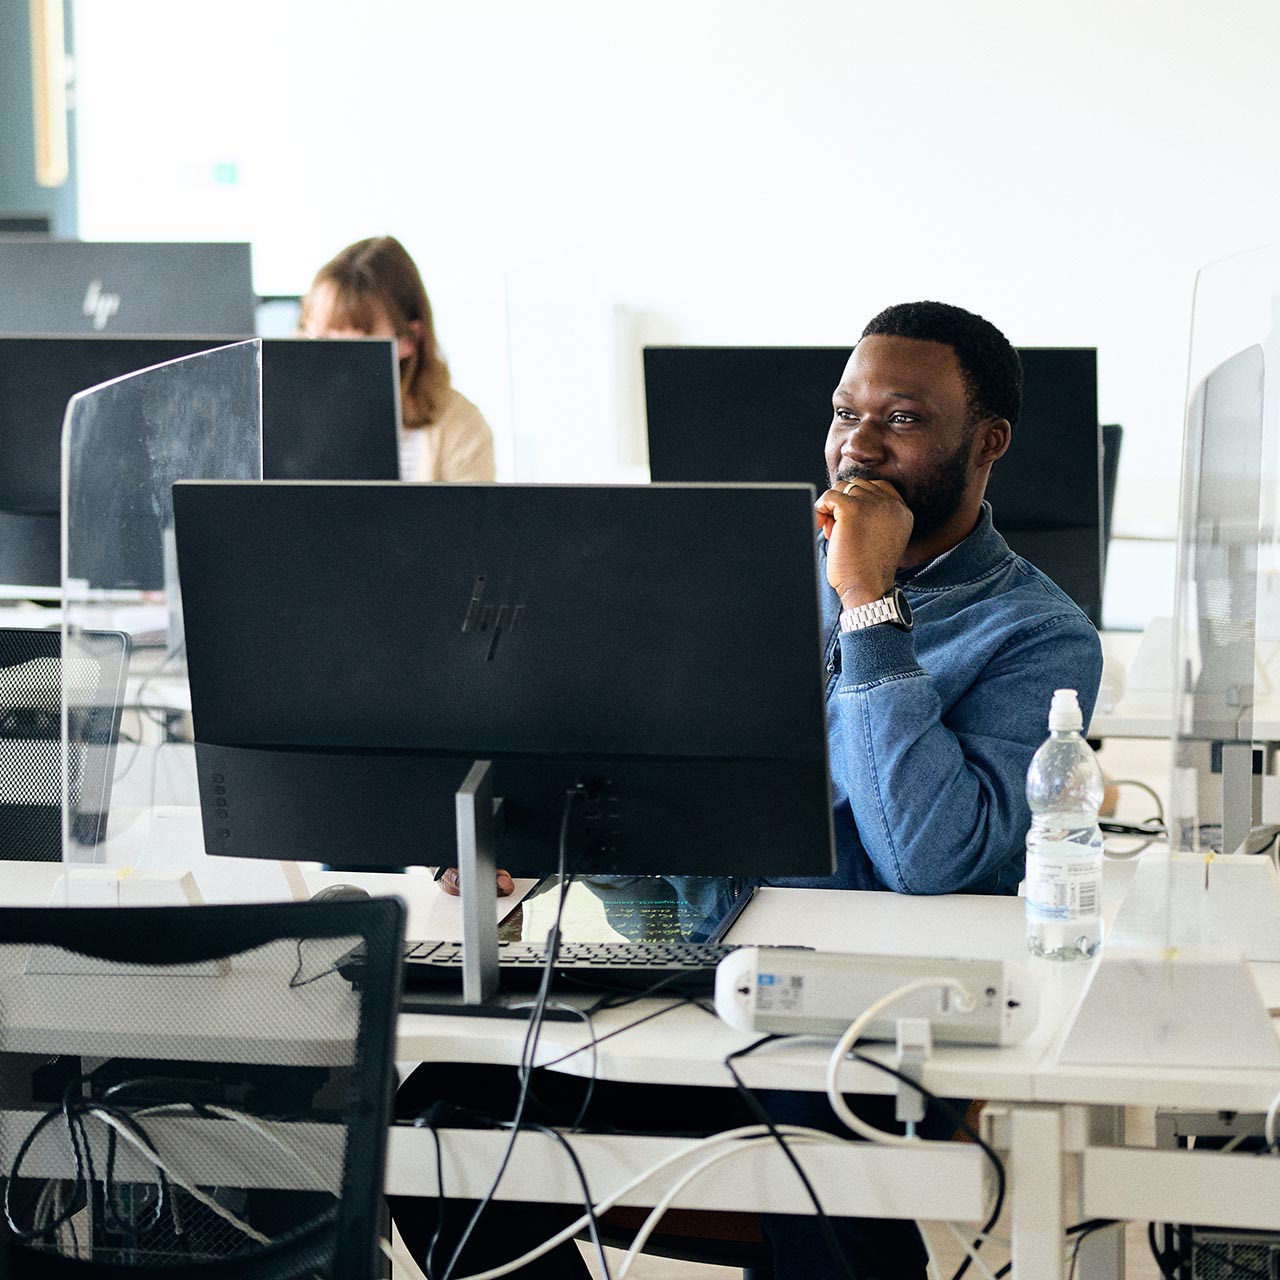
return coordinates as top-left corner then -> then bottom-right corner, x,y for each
714,947 -> 1037,1046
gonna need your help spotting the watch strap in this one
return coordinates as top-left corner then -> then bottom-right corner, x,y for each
839,590 -> 909,633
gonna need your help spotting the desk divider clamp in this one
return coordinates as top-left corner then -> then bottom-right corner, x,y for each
894,1017 -> 932,1127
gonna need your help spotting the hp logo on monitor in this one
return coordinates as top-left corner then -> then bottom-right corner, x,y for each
461,576 -> 523,660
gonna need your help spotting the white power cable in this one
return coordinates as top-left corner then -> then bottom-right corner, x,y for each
136,1101 -> 330,1189
615,1132 -> 841,1280
825,977 -> 976,1146
89,1109 -> 273,1247
382,1226 -> 430,1280
1265,1087 -> 1280,1149
443,1123 -> 846,1280
943,1219 -> 998,1280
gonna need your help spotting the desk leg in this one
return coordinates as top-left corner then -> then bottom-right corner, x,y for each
1012,1107 -> 1064,1280
1077,1106 -> 1124,1280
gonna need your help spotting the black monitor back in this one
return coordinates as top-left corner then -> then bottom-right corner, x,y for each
0,215 -> 52,235
644,345 -> 1103,626
260,338 -> 401,480
173,481 -> 835,878
0,335 -> 400,590
0,240 -> 255,334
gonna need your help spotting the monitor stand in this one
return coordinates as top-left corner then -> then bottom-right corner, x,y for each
407,759 -> 576,1022
455,758 -> 501,1005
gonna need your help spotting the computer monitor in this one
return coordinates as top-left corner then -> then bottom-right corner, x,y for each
0,336 -> 400,593
0,215 -> 52,235
173,481 -> 836,1000
259,338 -> 401,481
644,345 -> 1104,626
0,240 -> 255,335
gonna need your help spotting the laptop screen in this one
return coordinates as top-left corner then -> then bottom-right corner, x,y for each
512,875 -> 754,946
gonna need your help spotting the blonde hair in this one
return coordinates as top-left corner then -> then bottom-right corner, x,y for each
300,235 -> 450,427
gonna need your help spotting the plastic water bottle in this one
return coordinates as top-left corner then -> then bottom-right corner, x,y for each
1024,688 -> 1105,961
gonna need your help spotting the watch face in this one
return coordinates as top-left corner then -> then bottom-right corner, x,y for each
892,587 -> 914,630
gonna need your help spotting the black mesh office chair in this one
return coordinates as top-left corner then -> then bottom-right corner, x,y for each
0,898 -> 405,1279
0,627 -> 129,859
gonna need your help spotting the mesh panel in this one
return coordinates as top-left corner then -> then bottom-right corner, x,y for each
0,629 -> 128,861
0,901 -> 404,1276
1192,1231 -> 1280,1279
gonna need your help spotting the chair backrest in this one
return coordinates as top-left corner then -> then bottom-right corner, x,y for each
0,898 -> 406,1280
0,628 -> 129,860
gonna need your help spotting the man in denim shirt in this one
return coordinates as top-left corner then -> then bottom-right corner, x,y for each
410,302 -> 1105,1280
772,300 -> 1103,897
746,303 -> 1104,1279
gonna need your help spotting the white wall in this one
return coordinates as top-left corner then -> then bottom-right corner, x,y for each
70,0 -> 1280,625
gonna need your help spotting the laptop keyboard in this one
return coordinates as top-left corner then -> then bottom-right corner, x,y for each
401,938 -> 739,996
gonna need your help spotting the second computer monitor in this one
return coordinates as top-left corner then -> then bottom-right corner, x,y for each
644,345 -> 1103,627
0,335 -> 400,592
0,240 -> 255,335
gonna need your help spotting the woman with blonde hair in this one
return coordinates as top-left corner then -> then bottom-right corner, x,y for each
300,235 -> 495,481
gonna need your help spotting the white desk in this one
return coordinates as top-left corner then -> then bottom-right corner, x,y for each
6,851 -> 1280,1280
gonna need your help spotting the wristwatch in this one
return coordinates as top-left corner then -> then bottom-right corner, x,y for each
838,586 -> 914,633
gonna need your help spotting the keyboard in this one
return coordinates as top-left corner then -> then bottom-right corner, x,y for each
400,938 -> 739,996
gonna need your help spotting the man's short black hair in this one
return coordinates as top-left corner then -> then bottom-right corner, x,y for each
861,301 -> 1022,429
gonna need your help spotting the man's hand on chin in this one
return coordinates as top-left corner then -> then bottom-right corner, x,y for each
815,478 -> 914,607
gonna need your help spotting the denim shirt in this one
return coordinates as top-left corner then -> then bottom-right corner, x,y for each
768,503 -> 1104,897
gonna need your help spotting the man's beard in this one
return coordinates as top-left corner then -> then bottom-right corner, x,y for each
834,434 -> 975,543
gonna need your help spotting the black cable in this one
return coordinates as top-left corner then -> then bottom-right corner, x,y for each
510,1119 -> 612,1280
1144,1221 -> 1271,1280
543,1002 -> 599,1133
3,1081 -> 169,1244
68,1080 -> 169,1241
534,997 -> 698,1072
131,639 -> 186,713
288,939 -> 347,989
438,785 -> 582,1280
495,994 -> 603,1134
846,1050 -> 1005,1280
1066,1219 -> 1122,1280
110,708 -> 148,783
1149,1221 -> 1179,1279
724,1035 -> 858,1280
1195,1240 -> 1272,1279
409,1115 -> 448,1280
991,1219 -> 1123,1280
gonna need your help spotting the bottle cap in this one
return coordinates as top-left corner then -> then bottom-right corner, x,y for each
1048,688 -> 1083,732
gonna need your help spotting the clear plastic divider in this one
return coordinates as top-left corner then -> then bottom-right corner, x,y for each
1060,245 -> 1280,1069
59,342 -> 262,902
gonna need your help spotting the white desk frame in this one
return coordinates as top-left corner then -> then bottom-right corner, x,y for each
6,856 -> 1280,1280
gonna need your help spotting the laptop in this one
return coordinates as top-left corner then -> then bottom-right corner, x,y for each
397,874 -> 757,1011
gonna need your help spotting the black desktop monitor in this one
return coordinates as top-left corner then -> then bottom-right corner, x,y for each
0,240 -> 255,335
173,480 -> 835,880
0,215 -> 52,235
0,336 -> 400,592
260,339 -> 400,481
644,345 -> 1104,626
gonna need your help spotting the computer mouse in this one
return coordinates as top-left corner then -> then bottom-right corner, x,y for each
310,883 -> 372,903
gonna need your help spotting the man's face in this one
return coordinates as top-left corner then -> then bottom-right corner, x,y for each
825,334 -> 983,541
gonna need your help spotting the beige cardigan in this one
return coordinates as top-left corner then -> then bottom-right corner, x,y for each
400,387 -> 495,482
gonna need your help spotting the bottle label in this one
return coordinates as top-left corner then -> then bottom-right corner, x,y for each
1026,843 -> 1101,922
